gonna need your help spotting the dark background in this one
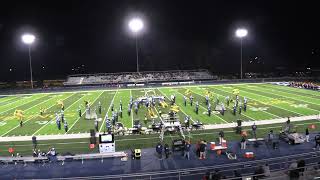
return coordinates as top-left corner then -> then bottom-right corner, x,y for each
0,0 -> 319,81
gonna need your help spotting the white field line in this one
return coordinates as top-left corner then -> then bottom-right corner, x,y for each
67,91 -> 105,134
1,95 -> 56,124
174,89 -> 228,123
0,96 -> 20,105
0,115 -> 318,142
130,89 -> 134,127
262,84 -> 320,98
99,89 -> 118,132
157,88 -> 195,123
0,94 -> 48,116
232,88 -> 305,116
144,89 -> 162,122
190,88 -> 256,121
0,82 -> 268,97
214,87 -> 280,119
251,85 -> 320,107
239,86 -> 318,115
1,94 -> 71,136
31,93 -> 86,136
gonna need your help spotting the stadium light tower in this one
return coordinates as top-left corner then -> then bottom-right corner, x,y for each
235,28 -> 248,79
128,18 -> 144,73
22,33 -> 36,89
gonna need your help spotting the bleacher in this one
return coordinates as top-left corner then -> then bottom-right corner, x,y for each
64,69 -> 215,86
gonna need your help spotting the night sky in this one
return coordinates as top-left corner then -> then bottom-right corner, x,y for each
0,0 -> 319,81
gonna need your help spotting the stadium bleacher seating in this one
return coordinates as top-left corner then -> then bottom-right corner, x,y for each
64,69 -> 215,86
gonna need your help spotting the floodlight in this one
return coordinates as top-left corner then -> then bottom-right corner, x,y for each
22,34 -> 35,44
235,29 -> 248,38
128,18 -> 144,33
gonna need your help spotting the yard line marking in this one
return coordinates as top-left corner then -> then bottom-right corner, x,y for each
210,87 -> 280,119
262,84 -> 320,98
1,95 -> 55,123
1,93 -> 75,136
67,91 -> 105,134
0,96 -> 20,105
176,89 -> 230,123
99,89 -> 118,132
157,88 -> 195,124
144,89 -> 162,121
254,85 -> 320,106
189,88 -> 256,121
31,93 -> 84,136
233,88 -> 304,116
240,86 -> 320,113
0,94 -> 49,116
170,88 -> 228,123
130,89 -> 134,127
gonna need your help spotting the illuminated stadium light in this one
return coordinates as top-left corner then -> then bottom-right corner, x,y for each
235,28 -> 248,79
128,18 -> 144,33
235,28 -> 248,38
22,34 -> 35,44
21,33 -> 36,89
128,17 -> 144,73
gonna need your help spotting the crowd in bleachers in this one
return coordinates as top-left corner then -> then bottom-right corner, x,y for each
64,69 -> 214,86
289,81 -> 319,90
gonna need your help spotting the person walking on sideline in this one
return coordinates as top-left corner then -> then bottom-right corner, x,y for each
184,141 -> 191,160
241,136 -> 246,149
306,128 -> 310,142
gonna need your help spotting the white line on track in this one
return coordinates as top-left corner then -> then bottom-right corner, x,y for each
67,91 -> 105,134
99,89 -> 118,132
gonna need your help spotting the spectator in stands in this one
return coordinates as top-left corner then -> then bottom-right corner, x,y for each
262,163 -> 271,177
233,170 -> 242,180
211,169 -> 222,180
203,171 -> 211,180
184,141 -> 191,160
297,159 -> 305,175
241,136 -> 246,150
156,143 -> 163,160
253,165 -> 264,180
288,160 -> 299,180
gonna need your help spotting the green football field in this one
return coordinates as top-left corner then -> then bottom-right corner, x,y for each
0,83 -> 319,137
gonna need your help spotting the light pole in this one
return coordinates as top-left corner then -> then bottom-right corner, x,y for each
128,18 -> 144,73
22,34 -> 35,88
235,28 -> 248,79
